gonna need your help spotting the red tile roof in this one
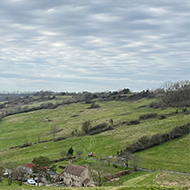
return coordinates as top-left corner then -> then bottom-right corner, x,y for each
25,163 -> 48,170
25,163 -> 35,169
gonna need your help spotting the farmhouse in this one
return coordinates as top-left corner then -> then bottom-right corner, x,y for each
60,162 -> 92,187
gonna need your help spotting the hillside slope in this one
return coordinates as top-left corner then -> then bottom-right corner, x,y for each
0,98 -> 189,173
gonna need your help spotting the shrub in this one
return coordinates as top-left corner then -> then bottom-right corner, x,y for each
88,102 -> 100,109
81,121 -> 91,134
88,122 -> 109,135
68,147 -> 74,156
128,120 -> 140,125
138,135 -> 150,147
158,115 -> 167,120
139,113 -> 157,120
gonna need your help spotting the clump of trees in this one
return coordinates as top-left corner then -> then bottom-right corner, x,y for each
81,121 -> 113,136
151,80 -> 190,108
125,123 -> 190,153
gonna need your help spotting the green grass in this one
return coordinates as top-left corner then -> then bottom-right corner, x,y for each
104,171 -> 149,186
0,99 -> 189,174
136,134 -> 190,172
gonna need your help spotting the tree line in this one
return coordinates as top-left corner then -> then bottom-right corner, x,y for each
123,123 -> 190,153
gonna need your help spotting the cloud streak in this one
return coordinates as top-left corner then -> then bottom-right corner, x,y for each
0,0 -> 189,92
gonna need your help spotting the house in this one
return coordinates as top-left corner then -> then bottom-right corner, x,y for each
47,170 -> 59,182
60,162 -> 92,187
24,163 -> 35,176
24,163 -> 59,184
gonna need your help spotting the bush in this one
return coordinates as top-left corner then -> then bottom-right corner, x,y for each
88,102 -> 100,109
139,113 -> 157,120
128,120 -> 140,125
158,115 -> 167,120
138,135 -> 150,147
88,122 -> 113,135
81,121 -> 91,134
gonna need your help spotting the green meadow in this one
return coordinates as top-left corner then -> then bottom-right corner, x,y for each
0,99 -> 189,173
0,97 -> 190,189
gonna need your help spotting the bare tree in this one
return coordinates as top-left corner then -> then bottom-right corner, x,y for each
121,151 -> 131,168
12,166 -> 28,186
129,155 -> 142,171
4,162 -> 18,186
50,125 -> 57,141
76,150 -> 83,159
60,150 -> 67,158
92,162 -> 112,187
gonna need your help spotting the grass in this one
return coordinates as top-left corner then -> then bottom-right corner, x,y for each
104,171 -> 149,186
0,98 -> 189,174
122,171 -> 190,187
136,134 -> 190,172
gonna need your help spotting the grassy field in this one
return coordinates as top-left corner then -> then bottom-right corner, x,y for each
0,98 -> 189,173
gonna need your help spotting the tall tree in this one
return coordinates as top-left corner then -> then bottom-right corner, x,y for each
32,156 -> 52,186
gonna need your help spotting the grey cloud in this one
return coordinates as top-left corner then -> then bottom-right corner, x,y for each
0,0 -> 189,92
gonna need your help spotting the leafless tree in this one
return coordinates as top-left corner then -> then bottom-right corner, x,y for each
129,155 -> 142,171
121,151 -> 131,168
4,162 -> 18,186
60,150 -> 67,158
50,125 -> 57,141
92,162 -> 112,187
76,150 -> 83,159
12,166 -> 28,186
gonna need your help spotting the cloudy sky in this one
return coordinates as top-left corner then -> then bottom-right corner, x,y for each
0,0 -> 189,92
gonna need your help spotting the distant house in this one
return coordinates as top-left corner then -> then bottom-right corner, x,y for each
24,163 -> 35,173
24,162 -> 59,183
22,163 -> 35,177
60,162 -> 92,187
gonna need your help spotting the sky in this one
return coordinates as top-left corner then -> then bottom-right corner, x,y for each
0,0 -> 189,93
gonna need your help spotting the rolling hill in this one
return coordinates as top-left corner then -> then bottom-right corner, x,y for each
0,89 -> 189,189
